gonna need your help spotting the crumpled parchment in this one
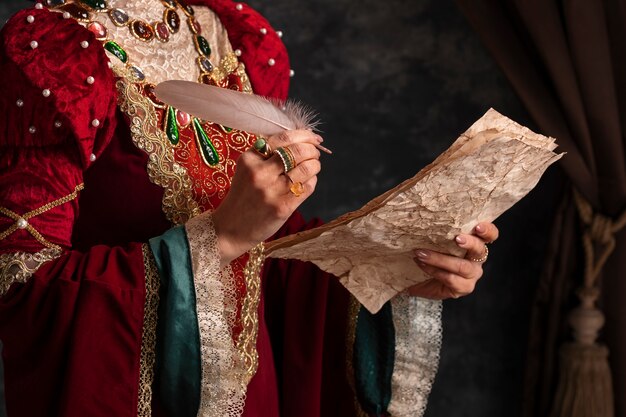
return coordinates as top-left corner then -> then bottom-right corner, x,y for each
266,109 -> 563,313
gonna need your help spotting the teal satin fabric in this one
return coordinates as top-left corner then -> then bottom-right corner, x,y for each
150,226 -> 201,417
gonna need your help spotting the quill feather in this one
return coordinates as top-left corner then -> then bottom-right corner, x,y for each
154,80 -> 319,136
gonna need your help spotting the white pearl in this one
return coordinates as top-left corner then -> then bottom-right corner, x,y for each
89,153 -> 97,162
26,15 -> 35,24
16,99 -> 24,107
29,126 -> 36,134
16,218 -> 28,229
35,3 -> 43,10
86,76 -> 95,85
30,40 -> 38,49
81,41 -> 89,49
236,3 -> 243,10
107,61 -> 113,68
42,89 -> 51,97
260,28 -> 267,35
268,58 -> 275,66
234,49 -> 242,57
276,30 -> 283,38
289,69 -> 295,77
54,121 -> 62,128
92,119 -> 100,127
63,12 -> 71,19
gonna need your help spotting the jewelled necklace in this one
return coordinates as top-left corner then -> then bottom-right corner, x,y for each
48,0 -> 224,167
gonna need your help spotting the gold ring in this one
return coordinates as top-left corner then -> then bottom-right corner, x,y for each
275,146 -> 296,173
252,137 -> 272,159
284,174 -> 304,197
469,244 -> 489,263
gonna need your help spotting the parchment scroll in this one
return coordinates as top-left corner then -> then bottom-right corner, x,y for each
266,109 -> 563,313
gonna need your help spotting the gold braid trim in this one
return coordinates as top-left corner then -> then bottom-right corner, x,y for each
138,245 -> 160,417
236,243 -> 264,384
0,184 -> 84,250
345,296 -> 369,417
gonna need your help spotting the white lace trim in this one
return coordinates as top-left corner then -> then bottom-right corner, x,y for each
388,296 -> 442,417
104,0 -> 234,83
185,211 -> 247,417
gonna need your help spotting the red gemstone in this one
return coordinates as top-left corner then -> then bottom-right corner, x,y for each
165,9 -> 180,33
155,22 -> 170,41
132,20 -> 155,41
176,110 -> 191,127
87,21 -> 107,40
58,3 -> 91,20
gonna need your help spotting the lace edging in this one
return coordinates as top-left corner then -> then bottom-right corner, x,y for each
0,248 -> 62,297
388,296 -> 443,417
185,211 -> 261,417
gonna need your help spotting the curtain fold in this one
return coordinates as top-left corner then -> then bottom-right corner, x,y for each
457,1 -> 626,416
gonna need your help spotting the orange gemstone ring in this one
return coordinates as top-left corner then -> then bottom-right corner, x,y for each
284,174 -> 304,197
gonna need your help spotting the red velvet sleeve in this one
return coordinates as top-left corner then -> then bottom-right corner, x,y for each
0,8 -> 153,417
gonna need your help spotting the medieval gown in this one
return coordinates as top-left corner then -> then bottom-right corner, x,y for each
0,1 -> 442,416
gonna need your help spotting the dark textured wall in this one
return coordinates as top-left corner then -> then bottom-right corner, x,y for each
1,1 -> 563,416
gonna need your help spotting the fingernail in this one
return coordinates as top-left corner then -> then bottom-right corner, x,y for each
455,236 -> 466,245
413,258 -> 427,267
416,250 -> 429,259
475,224 -> 484,233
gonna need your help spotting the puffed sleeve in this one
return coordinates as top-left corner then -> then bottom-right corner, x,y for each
0,7 -> 118,253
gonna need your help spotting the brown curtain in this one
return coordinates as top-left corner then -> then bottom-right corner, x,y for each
456,0 -> 626,416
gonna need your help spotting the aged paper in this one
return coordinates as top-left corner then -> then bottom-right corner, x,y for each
266,109 -> 563,313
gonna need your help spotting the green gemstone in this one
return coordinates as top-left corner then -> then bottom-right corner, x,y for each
193,118 -> 219,166
80,0 -> 107,10
104,41 -> 127,63
165,107 -> 180,145
222,126 -> 233,132
196,36 -> 212,57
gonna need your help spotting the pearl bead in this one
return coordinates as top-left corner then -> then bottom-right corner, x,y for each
276,30 -> 283,38
92,119 -> 100,127
236,3 -> 243,10
54,121 -> 62,128
29,126 -> 36,134
268,58 -> 275,66
16,218 -> 28,229
289,69 -> 295,77
16,99 -> 24,107
234,49 -> 242,57
107,61 -> 113,69
63,12 -> 71,19
42,89 -> 51,97
86,76 -> 95,85
35,3 -> 43,10
81,41 -> 89,49
26,15 -> 35,24
30,41 -> 38,49
260,28 -> 267,35
89,153 -> 97,162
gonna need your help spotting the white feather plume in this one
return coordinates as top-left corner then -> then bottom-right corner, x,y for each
154,80 -> 319,136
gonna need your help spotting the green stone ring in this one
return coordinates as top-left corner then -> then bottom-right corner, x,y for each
252,137 -> 272,159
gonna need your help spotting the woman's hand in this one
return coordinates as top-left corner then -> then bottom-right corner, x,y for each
406,222 -> 499,299
212,129 -> 323,267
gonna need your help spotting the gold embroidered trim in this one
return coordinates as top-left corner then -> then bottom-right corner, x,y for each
345,296 -> 369,417
236,62 -> 253,95
237,243 -> 264,384
202,53 -> 241,85
138,244 -> 160,417
0,248 -> 62,297
0,184 -> 85,250
115,66 -> 201,224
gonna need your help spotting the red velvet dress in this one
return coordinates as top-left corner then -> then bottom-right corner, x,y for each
0,1 -> 358,416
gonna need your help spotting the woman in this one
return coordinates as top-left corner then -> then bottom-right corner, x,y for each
0,0 -> 498,416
